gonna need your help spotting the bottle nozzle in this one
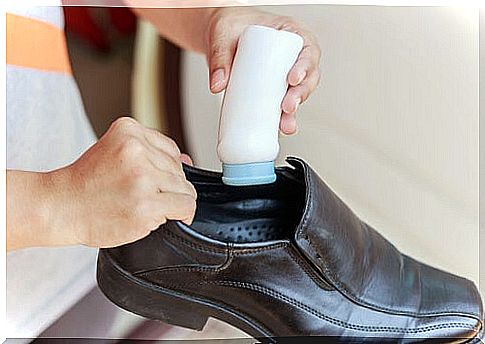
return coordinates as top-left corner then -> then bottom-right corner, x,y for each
222,161 -> 276,186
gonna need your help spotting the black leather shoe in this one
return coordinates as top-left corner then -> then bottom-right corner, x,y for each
97,157 -> 483,342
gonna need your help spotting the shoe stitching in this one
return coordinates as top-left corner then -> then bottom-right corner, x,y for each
163,228 -> 226,254
231,242 -> 290,254
303,230 -> 482,320
102,252 -> 478,340
134,247 -> 233,276
135,265 -> 222,276
137,242 -> 334,293
182,158 -> 480,322
164,220 -> 332,290
197,280 -> 477,334
285,245 -> 335,291
232,242 -> 334,291
292,158 -> 481,320
163,229 -> 227,256
162,236 -> 199,263
101,251 -> 276,337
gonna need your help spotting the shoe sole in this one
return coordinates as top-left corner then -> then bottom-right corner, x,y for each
97,250 -> 483,343
97,250 -> 273,341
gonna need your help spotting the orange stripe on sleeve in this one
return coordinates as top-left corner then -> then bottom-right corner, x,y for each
6,13 -> 72,74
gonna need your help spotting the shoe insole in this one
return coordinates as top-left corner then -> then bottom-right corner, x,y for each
192,218 -> 287,243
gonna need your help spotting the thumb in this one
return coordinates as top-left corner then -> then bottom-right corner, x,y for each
208,33 -> 236,94
180,153 -> 193,166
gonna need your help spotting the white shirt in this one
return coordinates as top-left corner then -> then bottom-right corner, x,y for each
6,5 -> 99,338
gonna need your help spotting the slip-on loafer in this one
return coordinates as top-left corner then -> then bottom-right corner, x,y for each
97,157 -> 483,342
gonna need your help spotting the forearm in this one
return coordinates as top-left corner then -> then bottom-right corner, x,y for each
6,169 -> 75,251
127,5 -> 217,54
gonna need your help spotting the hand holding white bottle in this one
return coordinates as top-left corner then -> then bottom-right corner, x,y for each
217,25 -> 304,186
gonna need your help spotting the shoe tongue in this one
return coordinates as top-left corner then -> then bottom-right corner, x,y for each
287,157 -> 367,290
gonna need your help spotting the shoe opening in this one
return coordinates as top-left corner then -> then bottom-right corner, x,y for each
189,168 -> 306,244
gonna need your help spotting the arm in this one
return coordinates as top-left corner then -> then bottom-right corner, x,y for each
7,170 -> 73,251
7,117 -> 196,252
126,6 -> 215,54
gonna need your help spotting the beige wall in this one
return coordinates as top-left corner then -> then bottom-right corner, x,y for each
181,6 -> 480,292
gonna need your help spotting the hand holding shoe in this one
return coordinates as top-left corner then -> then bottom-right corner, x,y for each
7,117 -> 196,250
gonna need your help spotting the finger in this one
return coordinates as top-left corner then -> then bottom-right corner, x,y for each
155,193 -> 197,225
208,30 -> 237,93
156,171 -> 197,199
279,112 -> 298,135
143,128 -> 181,159
288,45 -> 320,86
281,94 -> 302,116
134,130 -> 183,175
281,69 -> 320,114
143,147 -> 185,176
288,66 -> 307,88
109,116 -> 140,135
300,41 -> 322,64
180,153 -> 193,166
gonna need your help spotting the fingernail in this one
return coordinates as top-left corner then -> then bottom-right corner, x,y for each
211,68 -> 225,91
180,153 -> 193,166
283,116 -> 298,135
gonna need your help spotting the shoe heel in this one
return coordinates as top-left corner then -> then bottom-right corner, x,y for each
97,251 -> 209,331
156,294 -> 209,330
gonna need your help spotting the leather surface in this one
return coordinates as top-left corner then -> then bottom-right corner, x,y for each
100,157 -> 483,341
289,157 -> 483,319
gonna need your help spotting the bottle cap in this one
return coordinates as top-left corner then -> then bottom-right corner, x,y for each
222,161 -> 276,186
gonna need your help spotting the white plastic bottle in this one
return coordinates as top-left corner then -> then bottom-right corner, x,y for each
217,25 -> 303,186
